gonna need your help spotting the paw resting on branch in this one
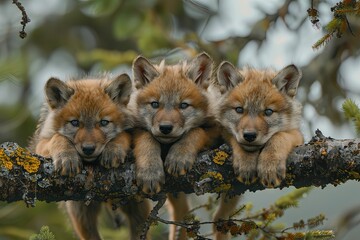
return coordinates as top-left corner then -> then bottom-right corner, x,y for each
0,130 -> 359,205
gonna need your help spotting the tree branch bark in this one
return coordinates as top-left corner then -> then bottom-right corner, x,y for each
0,130 -> 359,206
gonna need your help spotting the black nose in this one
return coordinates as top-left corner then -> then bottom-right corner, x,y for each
243,132 -> 257,142
82,145 -> 95,155
159,124 -> 173,134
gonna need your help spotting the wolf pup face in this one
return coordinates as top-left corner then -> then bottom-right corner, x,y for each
217,62 -> 303,187
132,53 -> 212,144
44,75 -> 132,162
218,62 -> 302,151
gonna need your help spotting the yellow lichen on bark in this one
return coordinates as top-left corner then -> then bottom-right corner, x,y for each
285,172 -> 295,185
200,171 -> 232,192
201,171 -> 224,181
17,155 -> 41,173
214,183 -> 231,192
0,149 -> 13,170
212,149 -> 229,165
347,171 -> 360,180
10,146 -> 41,173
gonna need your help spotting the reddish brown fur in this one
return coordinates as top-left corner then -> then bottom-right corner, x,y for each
31,75 -> 150,240
131,54 -> 217,194
131,53 -> 220,240
213,63 -> 304,240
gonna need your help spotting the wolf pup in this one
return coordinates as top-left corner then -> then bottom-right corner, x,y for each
212,62 -> 304,239
216,62 -> 303,187
30,75 -> 149,240
131,52 -> 218,239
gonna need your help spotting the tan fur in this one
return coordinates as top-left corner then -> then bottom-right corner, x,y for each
166,192 -> 190,240
131,53 -> 220,240
212,62 -> 304,239
30,74 -> 150,240
212,195 -> 241,240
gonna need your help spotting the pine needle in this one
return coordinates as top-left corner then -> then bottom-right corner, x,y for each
342,99 -> 360,134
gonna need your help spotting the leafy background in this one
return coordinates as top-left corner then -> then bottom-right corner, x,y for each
1,0 -> 360,239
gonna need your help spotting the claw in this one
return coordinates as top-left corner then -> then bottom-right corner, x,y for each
236,176 -> 244,183
100,146 -> 125,169
136,166 -> 165,195
142,182 -> 162,195
164,148 -> 195,177
236,171 -> 257,185
246,176 -> 257,185
178,169 -> 186,176
260,176 -> 282,188
53,152 -> 82,177
237,176 -> 257,185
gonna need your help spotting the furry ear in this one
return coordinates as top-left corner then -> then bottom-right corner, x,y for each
272,64 -> 302,97
105,74 -> 132,105
217,61 -> 244,91
186,52 -> 213,87
132,56 -> 159,88
45,78 -> 74,109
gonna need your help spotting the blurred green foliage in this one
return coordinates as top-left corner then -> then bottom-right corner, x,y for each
0,202 -> 69,239
342,99 -> 360,134
29,226 -> 56,240
0,201 -> 166,239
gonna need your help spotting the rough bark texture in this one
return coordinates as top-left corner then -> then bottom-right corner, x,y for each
0,130 -> 359,206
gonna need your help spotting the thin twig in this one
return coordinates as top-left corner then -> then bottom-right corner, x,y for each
188,203 -> 212,214
140,194 -> 167,240
12,0 -> 30,38
229,205 -> 246,219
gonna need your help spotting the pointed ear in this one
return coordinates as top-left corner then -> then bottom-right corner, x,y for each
45,78 -> 74,109
132,56 -> 159,88
217,61 -> 244,91
272,64 -> 302,97
186,52 -> 213,87
105,74 -> 132,105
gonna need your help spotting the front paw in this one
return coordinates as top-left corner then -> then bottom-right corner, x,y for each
53,151 -> 82,177
233,154 -> 258,185
100,143 -> 126,169
136,159 -> 165,195
257,156 -> 286,188
164,147 -> 196,177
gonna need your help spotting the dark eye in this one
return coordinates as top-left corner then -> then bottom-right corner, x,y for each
70,120 -> 80,127
264,109 -> 274,116
235,107 -> 244,114
150,101 -> 159,109
100,120 -> 110,127
180,102 -> 189,109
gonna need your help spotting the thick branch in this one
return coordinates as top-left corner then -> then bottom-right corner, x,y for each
0,130 -> 359,205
